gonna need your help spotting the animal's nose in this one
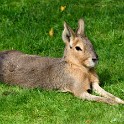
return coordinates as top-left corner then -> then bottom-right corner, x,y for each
92,58 -> 98,62
92,55 -> 98,62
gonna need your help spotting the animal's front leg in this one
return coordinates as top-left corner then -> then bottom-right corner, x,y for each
75,91 -> 118,105
71,78 -> 117,104
90,69 -> 124,104
92,83 -> 124,104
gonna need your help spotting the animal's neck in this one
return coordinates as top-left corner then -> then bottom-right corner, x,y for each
63,55 -> 88,72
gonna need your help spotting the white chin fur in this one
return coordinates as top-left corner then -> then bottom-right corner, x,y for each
86,58 -> 96,68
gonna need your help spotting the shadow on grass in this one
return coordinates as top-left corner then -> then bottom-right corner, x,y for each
98,69 -> 112,87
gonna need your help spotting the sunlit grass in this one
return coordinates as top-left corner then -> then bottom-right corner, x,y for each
0,0 -> 124,124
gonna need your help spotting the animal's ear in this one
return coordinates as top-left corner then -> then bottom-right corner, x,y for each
62,22 -> 75,44
76,19 -> 85,36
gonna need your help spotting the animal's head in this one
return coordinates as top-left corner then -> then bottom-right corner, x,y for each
62,19 -> 98,68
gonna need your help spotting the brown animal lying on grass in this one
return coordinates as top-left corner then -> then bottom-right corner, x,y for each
0,19 -> 124,104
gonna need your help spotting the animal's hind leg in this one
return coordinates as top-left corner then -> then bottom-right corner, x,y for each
92,83 -> 124,104
76,92 -> 118,105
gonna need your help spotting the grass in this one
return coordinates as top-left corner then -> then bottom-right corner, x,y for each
0,0 -> 124,123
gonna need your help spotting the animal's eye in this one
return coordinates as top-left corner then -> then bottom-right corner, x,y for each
75,46 -> 82,51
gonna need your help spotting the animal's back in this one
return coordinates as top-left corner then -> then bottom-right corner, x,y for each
0,50 -> 68,89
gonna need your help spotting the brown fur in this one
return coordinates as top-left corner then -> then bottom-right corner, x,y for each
0,19 -> 124,104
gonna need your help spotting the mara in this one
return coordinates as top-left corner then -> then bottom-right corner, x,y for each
0,19 -> 124,104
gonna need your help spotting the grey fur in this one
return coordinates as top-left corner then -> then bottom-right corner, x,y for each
0,50 -> 71,90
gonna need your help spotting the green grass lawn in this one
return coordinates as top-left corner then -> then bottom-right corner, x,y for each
0,0 -> 124,123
